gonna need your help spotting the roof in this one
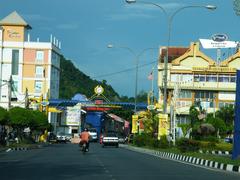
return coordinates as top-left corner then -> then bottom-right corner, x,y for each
107,113 -> 125,123
0,11 -> 31,29
159,46 -> 189,63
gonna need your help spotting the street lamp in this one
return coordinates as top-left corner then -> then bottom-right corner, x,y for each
107,44 -> 156,113
125,0 -> 216,114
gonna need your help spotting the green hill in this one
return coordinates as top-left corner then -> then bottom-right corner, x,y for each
59,56 -> 120,101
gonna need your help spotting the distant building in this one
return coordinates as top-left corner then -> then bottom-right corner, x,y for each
158,42 -> 239,124
0,11 -> 61,125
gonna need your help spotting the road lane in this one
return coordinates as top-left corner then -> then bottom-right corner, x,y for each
0,143 -> 239,180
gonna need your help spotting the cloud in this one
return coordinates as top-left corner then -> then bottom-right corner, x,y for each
23,14 -> 55,22
56,23 -> 79,30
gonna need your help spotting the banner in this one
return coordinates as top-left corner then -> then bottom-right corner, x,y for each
232,70 -> 240,159
158,114 -> 169,140
131,115 -> 138,134
65,104 -> 81,126
199,39 -> 238,49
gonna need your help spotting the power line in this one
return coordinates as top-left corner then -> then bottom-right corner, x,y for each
92,60 -> 157,79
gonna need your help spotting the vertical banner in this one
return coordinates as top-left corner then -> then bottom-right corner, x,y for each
158,114 -> 169,140
131,115 -> 138,134
232,70 -> 240,159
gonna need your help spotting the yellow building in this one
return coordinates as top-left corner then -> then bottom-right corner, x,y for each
158,42 -> 239,124
0,11 -> 61,127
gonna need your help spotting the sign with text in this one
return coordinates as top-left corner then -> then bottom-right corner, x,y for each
131,115 -> 138,134
199,39 -> 238,49
66,105 -> 81,126
158,114 -> 169,140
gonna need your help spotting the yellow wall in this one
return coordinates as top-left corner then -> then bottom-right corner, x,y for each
228,58 -> 240,68
2,25 -> 25,42
22,80 -> 35,93
180,57 -> 209,68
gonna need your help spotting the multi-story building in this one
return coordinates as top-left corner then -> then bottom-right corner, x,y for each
158,42 -> 239,124
0,11 -> 61,124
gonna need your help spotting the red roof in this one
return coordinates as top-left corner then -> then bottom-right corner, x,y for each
159,47 -> 189,63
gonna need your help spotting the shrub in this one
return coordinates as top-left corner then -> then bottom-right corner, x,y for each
176,138 -> 200,152
199,141 -> 216,151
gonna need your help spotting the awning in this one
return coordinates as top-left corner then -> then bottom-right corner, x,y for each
107,113 -> 125,123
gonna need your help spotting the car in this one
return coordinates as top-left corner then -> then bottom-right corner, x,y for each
118,135 -> 127,144
224,137 -> 233,144
56,132 -> 67,143
102,132 -> 119,148
88,128 -> 98,142
64,133 -> 72,142
48,132 -> 57,143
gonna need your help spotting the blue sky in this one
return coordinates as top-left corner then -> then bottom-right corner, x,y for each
0,0 -> 239,98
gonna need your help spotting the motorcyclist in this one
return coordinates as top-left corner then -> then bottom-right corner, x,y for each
79,128 -> 91,151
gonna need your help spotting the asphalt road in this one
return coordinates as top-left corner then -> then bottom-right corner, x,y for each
0,143 -> 239,180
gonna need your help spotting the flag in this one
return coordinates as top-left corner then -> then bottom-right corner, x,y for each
148,71 -> 153,80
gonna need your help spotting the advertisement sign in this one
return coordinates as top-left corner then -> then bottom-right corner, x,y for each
66,104 -> 81,126
158,114 -> 169,140
199,39 -> 238,49
131,115 -> 138,134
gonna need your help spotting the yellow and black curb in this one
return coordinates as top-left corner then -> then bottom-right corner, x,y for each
122,145 -> 240,174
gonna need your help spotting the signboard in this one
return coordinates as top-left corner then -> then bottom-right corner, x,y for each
147,105 -> 155,110
199,39 -> 238,49
66,104 -> 81,126
131,115 -> 138,134
158,114 -> 169,140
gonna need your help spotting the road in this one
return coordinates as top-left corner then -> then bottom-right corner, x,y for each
0,143 -> 239,180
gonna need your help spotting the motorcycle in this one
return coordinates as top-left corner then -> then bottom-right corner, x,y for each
80,141 -> 88,153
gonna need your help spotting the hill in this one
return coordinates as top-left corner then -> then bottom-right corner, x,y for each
59,56 -> 121,101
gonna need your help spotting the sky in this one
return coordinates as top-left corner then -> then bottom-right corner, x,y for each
0,0 -> 239,98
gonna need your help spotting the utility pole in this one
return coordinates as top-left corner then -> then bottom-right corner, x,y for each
7,75 -> 12,110
25,88 -> 29,109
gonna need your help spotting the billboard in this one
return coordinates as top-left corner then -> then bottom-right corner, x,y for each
158,113 -> 169,140
66,104 -> 81,126
199,39 -> 238,49
131,115 -> 138,134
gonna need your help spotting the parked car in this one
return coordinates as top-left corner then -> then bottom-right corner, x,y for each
56,132 -> 67,143
48,132 -> 57,143
102,132 -> 119,148
88,128 -> 98,142
64,133 -> 72,142
118,135 -> 127,144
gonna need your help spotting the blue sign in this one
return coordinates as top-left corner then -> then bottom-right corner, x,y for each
211,34 -> 228,42
232,70 -> 240,160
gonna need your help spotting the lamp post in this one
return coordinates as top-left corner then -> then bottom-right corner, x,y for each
125,0 -> 216,114
107,44 -> 156,113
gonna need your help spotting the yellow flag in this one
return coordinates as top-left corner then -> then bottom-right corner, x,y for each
132,115 -> 138,134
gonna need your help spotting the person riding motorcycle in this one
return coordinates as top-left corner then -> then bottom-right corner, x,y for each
79,128 -> 91,151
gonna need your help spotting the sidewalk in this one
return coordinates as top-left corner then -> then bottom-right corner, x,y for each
121,144 -> 240,174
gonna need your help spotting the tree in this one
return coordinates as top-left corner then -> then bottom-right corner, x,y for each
30,110 -> 49,131
215,105 -> 234,127
9,107 -> 32,128
233,0 -> 240,16
206,115 -> 227,137
189,105 -> 200,128
0,107 -> 8,125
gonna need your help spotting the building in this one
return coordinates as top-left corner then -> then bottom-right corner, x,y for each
158,42 -> 239,124
0,11 -> 61,124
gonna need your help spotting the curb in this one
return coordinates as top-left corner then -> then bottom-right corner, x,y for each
199,150 -> 231,155
4,143 -> 49,152
123,145 -> 240,174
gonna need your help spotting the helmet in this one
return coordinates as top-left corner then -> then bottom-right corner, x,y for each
84,128 -> 88,132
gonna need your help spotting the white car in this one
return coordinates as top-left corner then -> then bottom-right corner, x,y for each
102,132 -> 119,148
56,132 -> 67,143
88,128 -> 98,142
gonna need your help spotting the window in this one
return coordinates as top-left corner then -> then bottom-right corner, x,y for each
219,74 -> 229,82
230,75 -> 236,82
206,74 -> 217,82
35,66 -> 44,77
12,50 -> 19,75
35,81 -> 42,93
36,51 -> 44,61
179,90 -> 192,98
199,74 -> 206,82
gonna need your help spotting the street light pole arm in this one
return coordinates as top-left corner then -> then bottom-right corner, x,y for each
137,1 -> 168,17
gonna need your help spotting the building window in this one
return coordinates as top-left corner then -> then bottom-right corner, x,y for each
219,74 -> 229,82
179,90 -> 192,98
36,51 -> 44,61
206,74 -> 217,82
35,66 -> 44,78
230,75 -> 236,82
12,50 -> 19,75
35,81 -> 42,93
